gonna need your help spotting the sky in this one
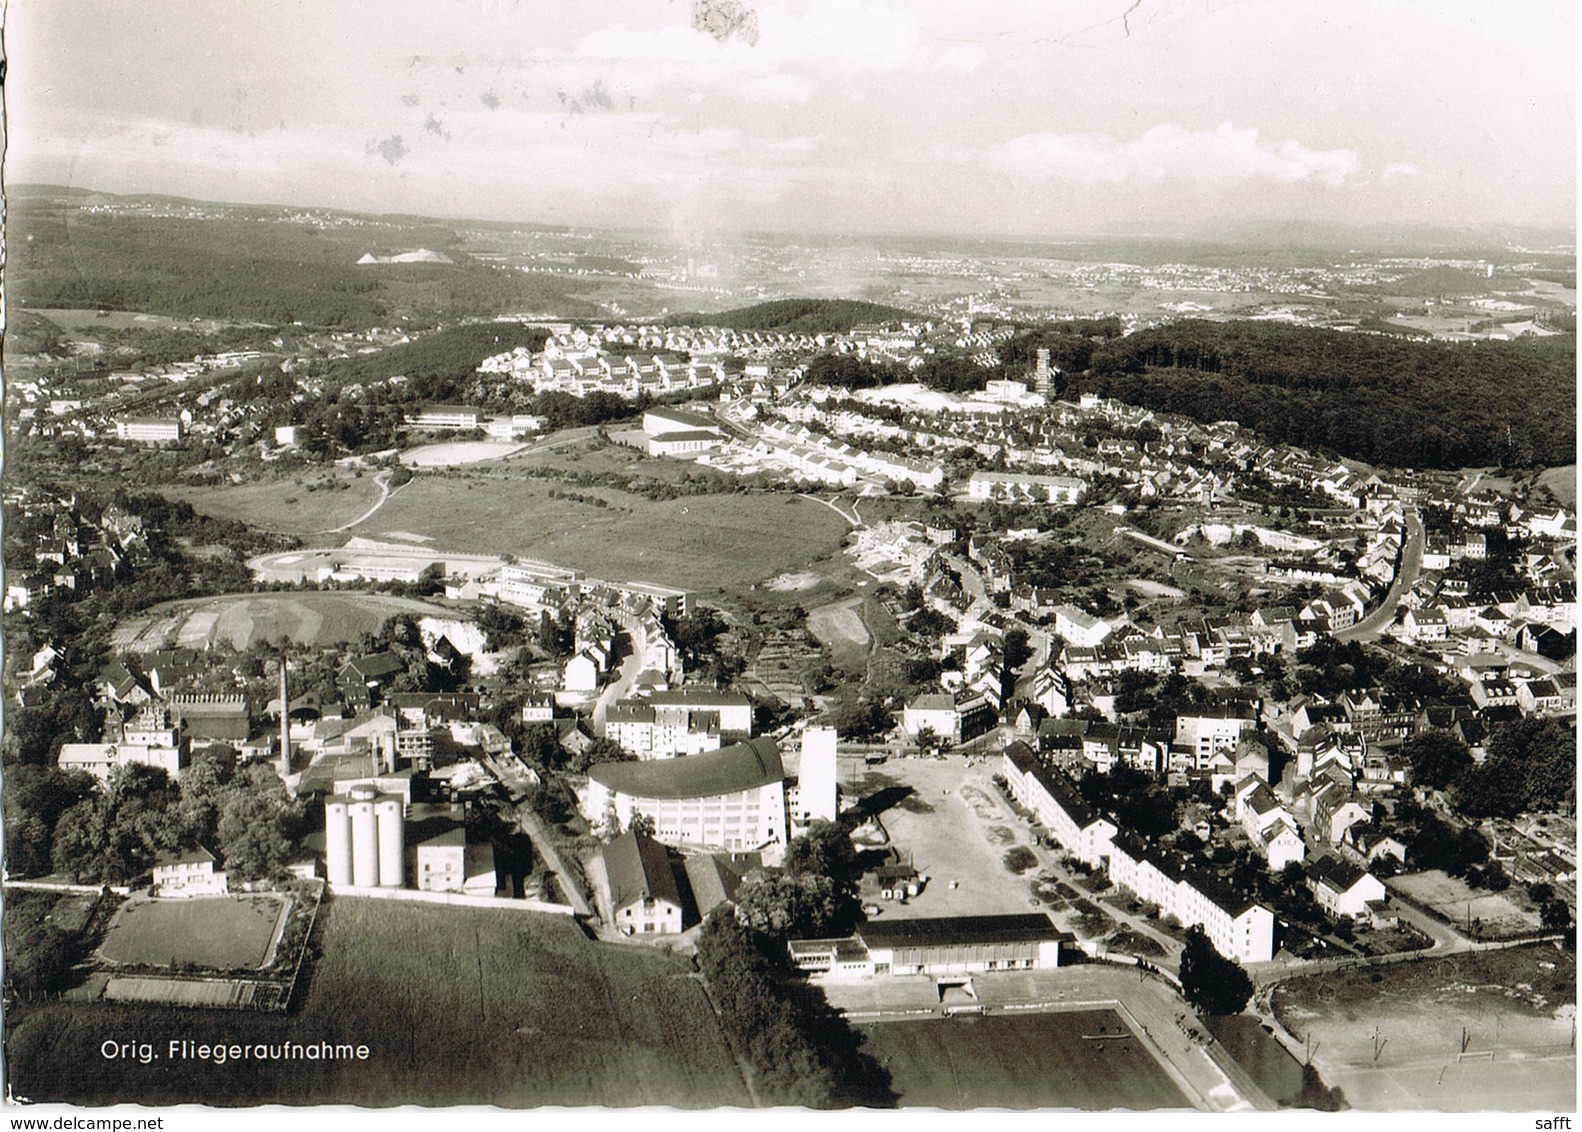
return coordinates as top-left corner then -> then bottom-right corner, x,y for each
4,0 -> 1575,239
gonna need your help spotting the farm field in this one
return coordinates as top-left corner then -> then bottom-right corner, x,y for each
5,897 -> 750,1108
98,894 -> 291,970
359,474 -> 851,593
166,473 -> 387,537
1270,944 -> 1576,1111
860,1010 -> 1191,1110
108,591 -> 461,651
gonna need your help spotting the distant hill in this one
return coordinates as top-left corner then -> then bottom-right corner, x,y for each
7,187 -> 598,329
665,298 -> 917,334
1078,319 -> 1576,470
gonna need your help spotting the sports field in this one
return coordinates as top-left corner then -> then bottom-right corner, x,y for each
107,591 -> 460,651
402,440 -> 530,466
861,1010 -> 1191,1110
1270,944 -> 1576,1111
99,894 -> 292,971
8,897 -> 750,1107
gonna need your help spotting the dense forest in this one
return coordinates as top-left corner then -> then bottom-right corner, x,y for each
1072,320 -> 1575,469
315,322 -> 552,398
8,195 -> 598,329
665,297 -> 917,334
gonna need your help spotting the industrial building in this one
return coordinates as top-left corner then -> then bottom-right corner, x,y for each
324,785 -> 406,888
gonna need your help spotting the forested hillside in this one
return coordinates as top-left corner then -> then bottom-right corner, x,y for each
1076,320 -> 1574,469
665,298 -> 917,334
9,192 -> 598,329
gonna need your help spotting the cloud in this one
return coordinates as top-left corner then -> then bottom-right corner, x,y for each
987,121 -> 1360,186
1381,161 -> 1422,180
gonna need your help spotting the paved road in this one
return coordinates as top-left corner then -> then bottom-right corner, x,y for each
1337,510 -> 1423,642
592,623 -> 649,733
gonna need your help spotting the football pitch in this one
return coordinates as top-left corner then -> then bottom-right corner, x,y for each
98,894 -> 292,971
860,1009 -> 1192,1110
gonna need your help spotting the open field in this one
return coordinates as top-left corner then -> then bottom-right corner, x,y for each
99,894 -> 292,970
24,307 -> 259,335
860,1010 -> 1191,1110
807,596 -> 871,674
1270,943 -> 1576,1111
108,591 -> 460,651
5,897 -> 750,1107
1538,464 -> 1577,508
1388,870 -> 1540,937
359,476 -> 852,593
167,473 -> 386,537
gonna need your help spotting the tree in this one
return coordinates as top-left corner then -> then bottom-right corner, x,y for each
177,748 -> 237,849
214,764 -> 304,881
1177,924 -> 1253,1016
2,765 -> 96,878
734,869 -> 840,940
1541,899 -> 1572,934
629,810 -> 656,839
1401,730 -> 1473,792
4,917 -> 84,997
1002,628 -> 1033,673
1454,717 -> 1575,817
832,697 -> 892,741
51,764 -> 182,883
566,736 -> 633,775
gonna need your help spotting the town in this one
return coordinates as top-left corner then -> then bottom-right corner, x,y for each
4,181 -> 1576,1110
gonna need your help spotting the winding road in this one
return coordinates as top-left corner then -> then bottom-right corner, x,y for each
1336,510 -> 1424,642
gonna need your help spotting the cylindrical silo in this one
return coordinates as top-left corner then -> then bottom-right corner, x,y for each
349,786 -> 378,887
375,797 -> 404,888
324,798 -> 352,887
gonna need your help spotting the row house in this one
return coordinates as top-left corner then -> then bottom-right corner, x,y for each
1105,834 -> 1276,964
1000,743 -> 1117,869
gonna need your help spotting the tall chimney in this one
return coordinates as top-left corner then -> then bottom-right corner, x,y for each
278,657 -> 291,777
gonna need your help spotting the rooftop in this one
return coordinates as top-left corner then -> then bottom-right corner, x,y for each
588,737 -> 784,800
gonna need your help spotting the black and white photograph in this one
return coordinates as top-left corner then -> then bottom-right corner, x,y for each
1,0 -> 1576,1122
